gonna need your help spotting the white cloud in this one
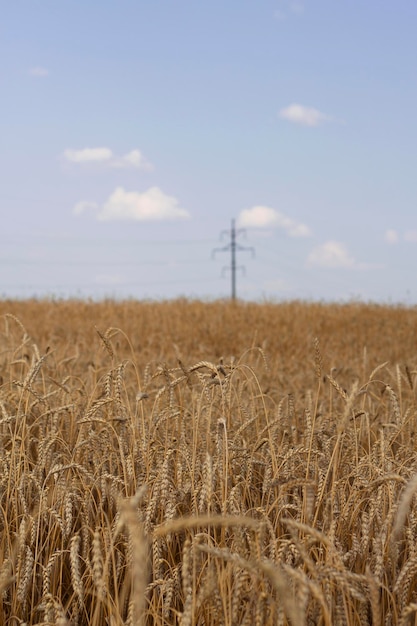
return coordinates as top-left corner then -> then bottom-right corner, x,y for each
73,186 -> 190,222
307,241 -> 356,269
385,229 -> 399,244
63,147 -> 153,170
404,230 -> 417,242
64,148 -> 113,163
238,206 -> 311,237
111,149 -> 153,171
279,103 -> 330,127
29,66 -> 49,77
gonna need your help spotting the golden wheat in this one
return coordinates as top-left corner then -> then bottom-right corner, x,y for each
1,299 -> 417,624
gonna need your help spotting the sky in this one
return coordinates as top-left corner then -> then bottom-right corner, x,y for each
2,0 -> 417,303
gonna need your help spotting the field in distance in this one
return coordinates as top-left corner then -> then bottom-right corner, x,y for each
0,299 -> 417,625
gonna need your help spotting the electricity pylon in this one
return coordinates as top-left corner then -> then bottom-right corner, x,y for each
212,219 -> 255,300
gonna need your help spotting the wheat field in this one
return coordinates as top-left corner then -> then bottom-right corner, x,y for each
1,298 -> 417,625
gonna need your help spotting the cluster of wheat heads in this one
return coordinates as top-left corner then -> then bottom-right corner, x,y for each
1,301 -> 417,624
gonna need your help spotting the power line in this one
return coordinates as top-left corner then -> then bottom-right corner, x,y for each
212,218 -> 255,300
0,258 -> 212,267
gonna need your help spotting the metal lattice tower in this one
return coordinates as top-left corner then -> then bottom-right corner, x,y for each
212,219 -> 255,300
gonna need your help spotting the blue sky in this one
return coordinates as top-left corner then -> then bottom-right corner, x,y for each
2,1 -> 417,302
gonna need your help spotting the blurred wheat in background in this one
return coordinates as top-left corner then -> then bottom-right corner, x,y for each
1,299 -> 417,625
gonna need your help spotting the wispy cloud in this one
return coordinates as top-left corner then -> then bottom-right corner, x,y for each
29,66 -> 49,77
63,147 -> 153,171
289,1 -> 304,14
64,148 -> 112,163
385,229 -> 399,244
72,200 -> 99,216
279,103 -> 330,127
113,149 -> 152,170
238,205 -> 311,237
307,241 -> 357,269
404,230 -> 417,243
73,186 -> 190,222
385,229 -> 417,244
274,1 -> 304,20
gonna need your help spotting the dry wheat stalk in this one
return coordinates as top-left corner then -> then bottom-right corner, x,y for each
92,529 -> 106,601
392,473 -> 417,543
70,533 -> 83,607
117,488 -> 149,626
2,300 -> 417,624
16,545 -> 34,607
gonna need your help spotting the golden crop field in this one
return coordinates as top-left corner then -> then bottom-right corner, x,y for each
1,298 -> 417,625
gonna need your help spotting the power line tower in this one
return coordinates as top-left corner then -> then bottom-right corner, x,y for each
212,218 -> 255,300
